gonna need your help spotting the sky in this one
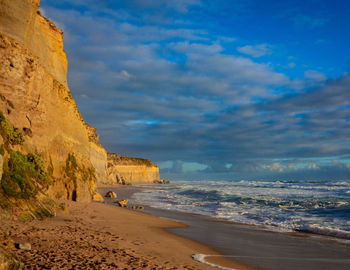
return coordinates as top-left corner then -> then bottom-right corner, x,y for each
40,0 -> 350,181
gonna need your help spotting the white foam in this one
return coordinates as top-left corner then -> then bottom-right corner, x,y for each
192,254 -> 236,270
299,225 -> 350,239
130,179 -> 350,240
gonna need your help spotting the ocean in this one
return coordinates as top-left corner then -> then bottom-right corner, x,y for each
131,179 -> 350,240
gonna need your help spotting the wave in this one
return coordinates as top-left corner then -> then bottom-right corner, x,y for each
192,254 -> 234,270
296,225 -> 350,240
132,179 -> 350,240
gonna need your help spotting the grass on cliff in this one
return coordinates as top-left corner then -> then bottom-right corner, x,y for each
0,111 -> 49,200
108,153 -> 157,167
0,111 -> 23,146
1,151 -> 48,199
0,112 -> 65,222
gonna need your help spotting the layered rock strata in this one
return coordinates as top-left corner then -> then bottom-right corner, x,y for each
0,0 -> 97,202
0,0 -> 162,208
0,0 -> 67,87
107,153 -> 160,185
86,124 -> 108,184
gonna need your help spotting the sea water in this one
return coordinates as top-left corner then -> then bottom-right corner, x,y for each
132,179 -> 350,240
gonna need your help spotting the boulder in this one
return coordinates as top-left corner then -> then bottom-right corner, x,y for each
92,192 -> 104,202
115,199 -> 128,207
153,179 -> 170,184
105,191 -> 117,198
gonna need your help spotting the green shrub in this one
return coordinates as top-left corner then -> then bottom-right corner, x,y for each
0,111 -> 24,145
19,211 -> 34,222
1,151 -> 48,199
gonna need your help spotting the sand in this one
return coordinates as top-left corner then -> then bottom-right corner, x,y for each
99,185 -> 350,270
1,200 -> 255,270
4,185 -> 348,269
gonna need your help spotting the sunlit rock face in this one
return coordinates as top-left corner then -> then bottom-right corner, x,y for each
0,0 -> 162,205
0,0 -> 67,87
107,153 -> 160,185
0,0 -> 99,202
86,124 -> 108,185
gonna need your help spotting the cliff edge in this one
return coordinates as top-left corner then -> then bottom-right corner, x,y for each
0,0 -> 97,207
107,153 -> 160,185
0,0 -> 163,207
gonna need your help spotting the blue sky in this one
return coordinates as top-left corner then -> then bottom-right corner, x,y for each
41,0 -> 350,180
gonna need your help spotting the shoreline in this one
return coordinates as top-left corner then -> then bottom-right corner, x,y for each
99,184 -> 350,243
99,185 -> 350,270
98,186 -> 255,269
1,198 -> 254,269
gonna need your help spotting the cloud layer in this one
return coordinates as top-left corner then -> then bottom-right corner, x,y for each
41,0 -> 350,180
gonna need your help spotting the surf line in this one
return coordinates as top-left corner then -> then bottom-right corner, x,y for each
192,254 -> 236,270
193,253 -> 350,269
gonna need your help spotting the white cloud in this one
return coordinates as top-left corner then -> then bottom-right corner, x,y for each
304,70 -> 327,82
41,0 -> 350,181
116,70 -> 131,80
168,41 -> 223,55
237,44 -> 272,58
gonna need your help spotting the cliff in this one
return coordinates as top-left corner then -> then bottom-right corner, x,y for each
0,0 -> 97,205
0,0 -> 162,205
107,153 -> 160,184
0,0 -> 67,87
0,0 -> 167,265
85,124 -> 108,184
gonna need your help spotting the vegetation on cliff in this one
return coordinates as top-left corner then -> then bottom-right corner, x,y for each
0,111 -> 58,223
0,111 -> 23,146
0,111 -> 48,200
108,153 -> 157,167
1,151 -> 48,199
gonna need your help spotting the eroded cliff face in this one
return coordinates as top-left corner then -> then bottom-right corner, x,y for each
0,0 -> 67,87
86,124 -> 108,184
0,0 -> 163,213
107,153 -> 160,185
0,0 -> 97,203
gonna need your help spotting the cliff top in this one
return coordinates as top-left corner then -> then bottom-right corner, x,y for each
36,11 -> 63,36
107,153 -> 158,168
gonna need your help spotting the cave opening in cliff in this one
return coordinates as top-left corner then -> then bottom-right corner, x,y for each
72,190 -> 77,201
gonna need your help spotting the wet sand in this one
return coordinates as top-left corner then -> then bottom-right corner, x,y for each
2,185 -> 349,270
1,198 -> 252,270
101,185 -> 350,270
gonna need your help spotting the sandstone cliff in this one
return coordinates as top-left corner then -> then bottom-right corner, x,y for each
0,1 -> 166,265
0,0 -> 162,206
0,0 -> 97,204
0,0 -> 67,87
107,153 -> 160,184
85,124 -> 108,184
107,153 -> 160,185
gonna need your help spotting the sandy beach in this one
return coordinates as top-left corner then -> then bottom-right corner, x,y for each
1,185 -> 349,269
100,185 -> 350,270
1,196 -> 254,270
